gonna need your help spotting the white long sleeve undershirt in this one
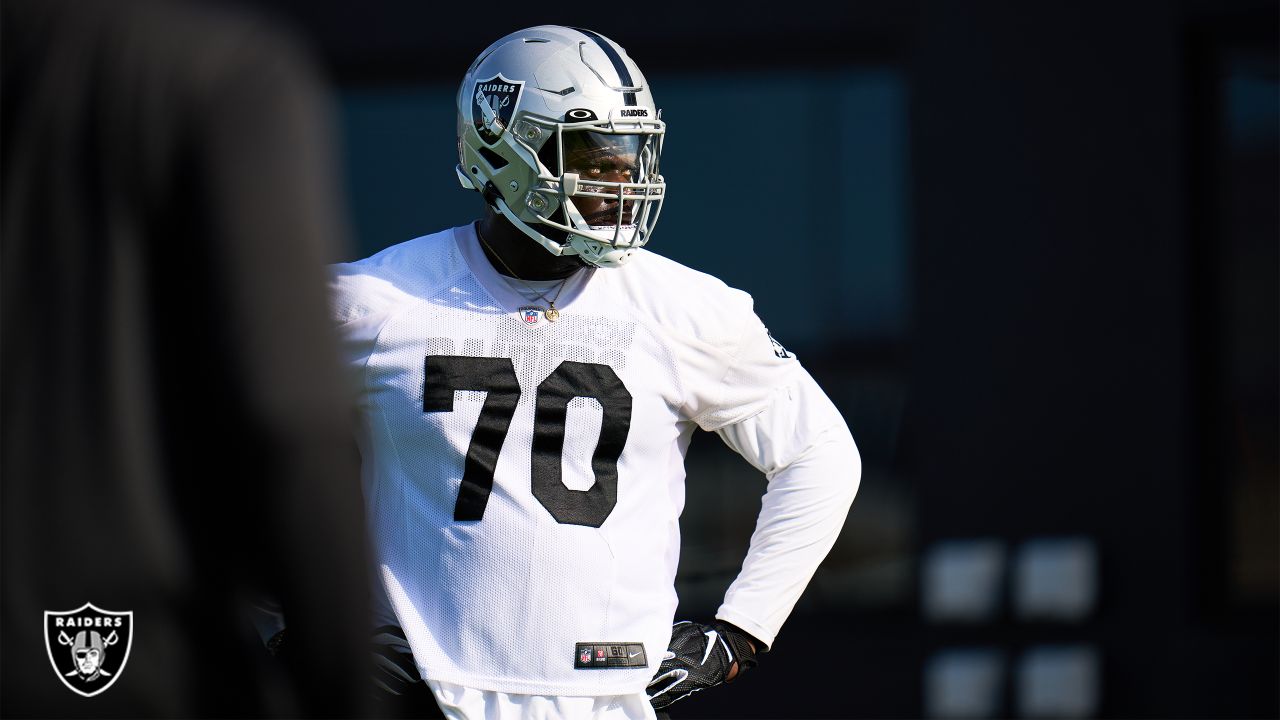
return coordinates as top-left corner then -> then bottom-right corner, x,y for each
712,370 -> 861,650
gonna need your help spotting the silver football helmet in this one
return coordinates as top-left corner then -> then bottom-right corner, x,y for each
455,26 -> 666,268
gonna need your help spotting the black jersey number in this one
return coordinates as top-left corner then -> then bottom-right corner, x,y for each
423,356 -> 633,527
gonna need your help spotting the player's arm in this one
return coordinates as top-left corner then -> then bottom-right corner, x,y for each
650,302 -> 860,709
694,304 -> 862,653
648,366 -> 859,709
711,363 -> 860,649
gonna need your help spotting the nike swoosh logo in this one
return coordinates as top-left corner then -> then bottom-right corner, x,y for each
700,631 -> 718,665
629,649 -> 643,658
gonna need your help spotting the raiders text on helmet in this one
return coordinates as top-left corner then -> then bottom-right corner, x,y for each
455,26 -> 666,268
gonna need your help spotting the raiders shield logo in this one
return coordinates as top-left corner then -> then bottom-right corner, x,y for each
473,73 -> 524,145
44,603 -> 133,697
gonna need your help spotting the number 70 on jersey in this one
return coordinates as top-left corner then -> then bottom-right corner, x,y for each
423,355 -> 633,528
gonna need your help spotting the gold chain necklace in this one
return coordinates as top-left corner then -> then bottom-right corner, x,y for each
476,226 -> 570,322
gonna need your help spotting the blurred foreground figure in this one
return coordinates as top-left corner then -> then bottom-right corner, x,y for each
1,0 -> 371,716
338,26 -> 861,718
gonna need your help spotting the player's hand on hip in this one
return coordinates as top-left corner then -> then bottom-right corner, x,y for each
645,620 -> 759,710
371,625 -> 424,698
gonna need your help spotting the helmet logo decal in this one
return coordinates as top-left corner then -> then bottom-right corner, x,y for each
565,109 -> 598,121
473,74 -> 524,145
44,602 -> 134,697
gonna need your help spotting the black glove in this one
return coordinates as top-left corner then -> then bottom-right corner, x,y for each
646,620 -> 760,710
370,626 -> 449,718
266,628 -> 288,657
371,625 -> 425,699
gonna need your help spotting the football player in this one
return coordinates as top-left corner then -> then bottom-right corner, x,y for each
332,26 -> 861,718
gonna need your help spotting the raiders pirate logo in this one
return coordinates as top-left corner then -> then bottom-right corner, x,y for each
473,74 -> 524,145
44,602 -> 133,697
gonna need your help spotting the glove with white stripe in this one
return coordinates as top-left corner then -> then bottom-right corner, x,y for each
646,620 -> 760,710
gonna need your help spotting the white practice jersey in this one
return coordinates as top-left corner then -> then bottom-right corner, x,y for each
330,224 -> 859,697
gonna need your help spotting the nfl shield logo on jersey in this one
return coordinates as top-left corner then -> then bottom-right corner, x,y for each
521,306 -> 541,325
44,603 -> 133,697
473,73 -> 524,145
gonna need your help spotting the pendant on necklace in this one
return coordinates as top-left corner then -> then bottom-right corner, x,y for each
544,307 -> 561,322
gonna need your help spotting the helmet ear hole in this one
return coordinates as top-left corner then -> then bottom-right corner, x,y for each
477,146 -> 509,171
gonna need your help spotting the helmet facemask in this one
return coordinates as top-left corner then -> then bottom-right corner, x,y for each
529,117 -> 665,267
459,109 -> 665,268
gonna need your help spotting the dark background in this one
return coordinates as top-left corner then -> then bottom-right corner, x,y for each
218,1 -> 1278,716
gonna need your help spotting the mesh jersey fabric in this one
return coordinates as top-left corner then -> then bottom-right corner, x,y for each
330,224 -> 845,696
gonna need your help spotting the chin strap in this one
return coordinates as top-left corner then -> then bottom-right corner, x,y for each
488,189 -> 575,258
480,180 -> 504,209
481,181 -> 636,269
